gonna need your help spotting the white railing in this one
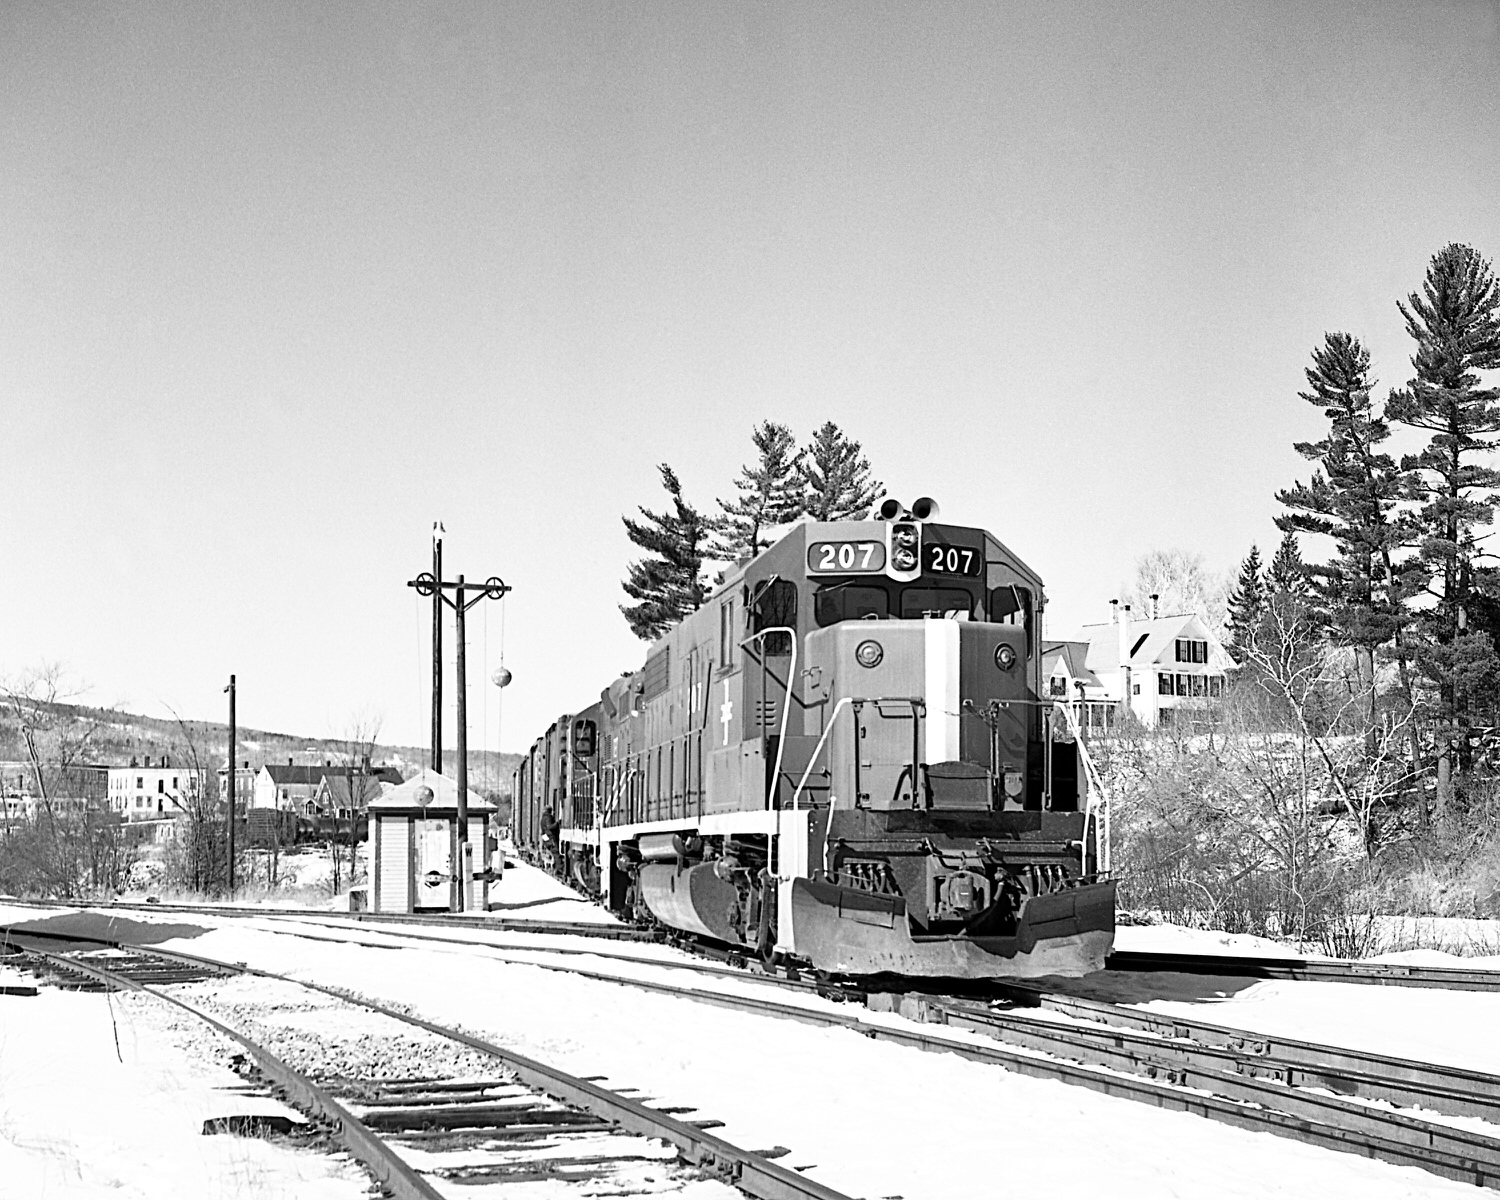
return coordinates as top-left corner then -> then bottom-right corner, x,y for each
789,696 -> 856,813
1056,701 -> 1112,875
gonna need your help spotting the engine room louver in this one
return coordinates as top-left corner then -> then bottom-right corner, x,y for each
641,647 -> 670,700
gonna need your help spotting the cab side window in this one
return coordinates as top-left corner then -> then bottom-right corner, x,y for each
989,584 -> 1033,652
751,578 -> 798,655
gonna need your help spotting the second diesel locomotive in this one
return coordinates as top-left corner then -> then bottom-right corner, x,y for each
514,499 -> 1114,978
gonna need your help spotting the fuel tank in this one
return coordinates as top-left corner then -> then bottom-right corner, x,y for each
637,862 -> 744,944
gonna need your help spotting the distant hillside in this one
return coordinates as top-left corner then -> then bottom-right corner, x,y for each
0,700 -> 521,797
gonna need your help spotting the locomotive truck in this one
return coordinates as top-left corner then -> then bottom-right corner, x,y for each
514,498 -> 1115,978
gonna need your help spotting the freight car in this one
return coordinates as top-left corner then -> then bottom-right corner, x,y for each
514,498 -> 1114,978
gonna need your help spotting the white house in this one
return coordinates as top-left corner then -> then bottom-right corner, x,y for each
107,756 -> 198,821
1040,640 -> 1115,732
252,763 -> 325,814
1071,602 -> 1232,730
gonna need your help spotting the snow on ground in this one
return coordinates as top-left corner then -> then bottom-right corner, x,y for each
1114,922 -> 1315,958
0,980 -> 368,1199
137,917 -> 1494,1200
7,866 -> 1500,1198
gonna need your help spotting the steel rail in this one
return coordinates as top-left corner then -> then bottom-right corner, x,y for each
0,895 -> 650,942
1107,948 -> 1500,991
22,945 -> 446,1200
134,935 -> 1500,1191
13,931 -> 856,1200
13,898 -> 1500,992
919,996 -> 1500,1130
996,983 -> 1500,1122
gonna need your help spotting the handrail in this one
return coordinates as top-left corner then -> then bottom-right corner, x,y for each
740,627 -> 797,811
1056,702 -> 1111,874
789,696 -> 856,814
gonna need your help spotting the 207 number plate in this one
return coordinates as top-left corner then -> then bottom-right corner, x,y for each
808,540 -> 886,574
925,543 -> 981,576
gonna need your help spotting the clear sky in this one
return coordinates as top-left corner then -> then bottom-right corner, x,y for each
3,1 -> 1498,753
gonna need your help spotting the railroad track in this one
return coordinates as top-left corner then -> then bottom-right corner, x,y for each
1106,948 -> 1500,992
0,893 -> 650,943
16,917 -> 1500,1191
11,901 -> 1500,1188
5,929 -> 854,1200
9,894 -> 1500,991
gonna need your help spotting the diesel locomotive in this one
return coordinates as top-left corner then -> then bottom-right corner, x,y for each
513,498 -> 1115,978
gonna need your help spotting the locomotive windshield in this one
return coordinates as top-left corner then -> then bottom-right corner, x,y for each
899,587 -> 973,619
814,582 -> 890,626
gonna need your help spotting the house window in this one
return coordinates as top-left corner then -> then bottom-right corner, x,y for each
1048,676 -> 1067,697
136,777 -> 143,789
1208,677 -> 1224,697
1132,683 -> 1140,695
1177,673 -> 1189,695
157,780 -> 164,793
1158,673 -> 1173,695
1175,638 -> 1208,664
1190,675 -> 1206,697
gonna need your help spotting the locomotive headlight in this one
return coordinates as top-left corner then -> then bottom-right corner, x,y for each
855,639 -> 884,668
890,522 -> 919,572
994,644 -> 1017,670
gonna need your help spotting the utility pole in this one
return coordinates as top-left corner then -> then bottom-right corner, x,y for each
224,674 -> 236,897
408,547 -> 510,912
430,522 -> 444,772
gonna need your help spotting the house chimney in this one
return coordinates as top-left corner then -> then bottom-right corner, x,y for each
1117,602 -> 1134,716
1150,592 -> 1160,620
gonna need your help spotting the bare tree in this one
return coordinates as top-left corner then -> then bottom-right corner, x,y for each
158,705 -> 228,894
0,664 -> 121,897
1120,548 -> 1230,630
331,709 -> 384,896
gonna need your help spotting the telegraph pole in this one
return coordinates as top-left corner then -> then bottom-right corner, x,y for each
430,522 -> 444,772
224,674 -> 236,897
408,548 -> 510,912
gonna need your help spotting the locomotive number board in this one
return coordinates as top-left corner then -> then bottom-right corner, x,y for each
925,542 -> 983,577
807,540 -> 887,574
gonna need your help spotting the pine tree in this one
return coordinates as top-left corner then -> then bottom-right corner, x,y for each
1223,545 -> 1267,661
800,422 -> 883,521
620,464 -> 709,642
1276,332 -> 1413,713
712,421 -> 804,560
1266,530 -> 1311,600
1385,243 -> 1500,813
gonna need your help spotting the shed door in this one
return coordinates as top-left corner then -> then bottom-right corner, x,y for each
415,818 -> 451,908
